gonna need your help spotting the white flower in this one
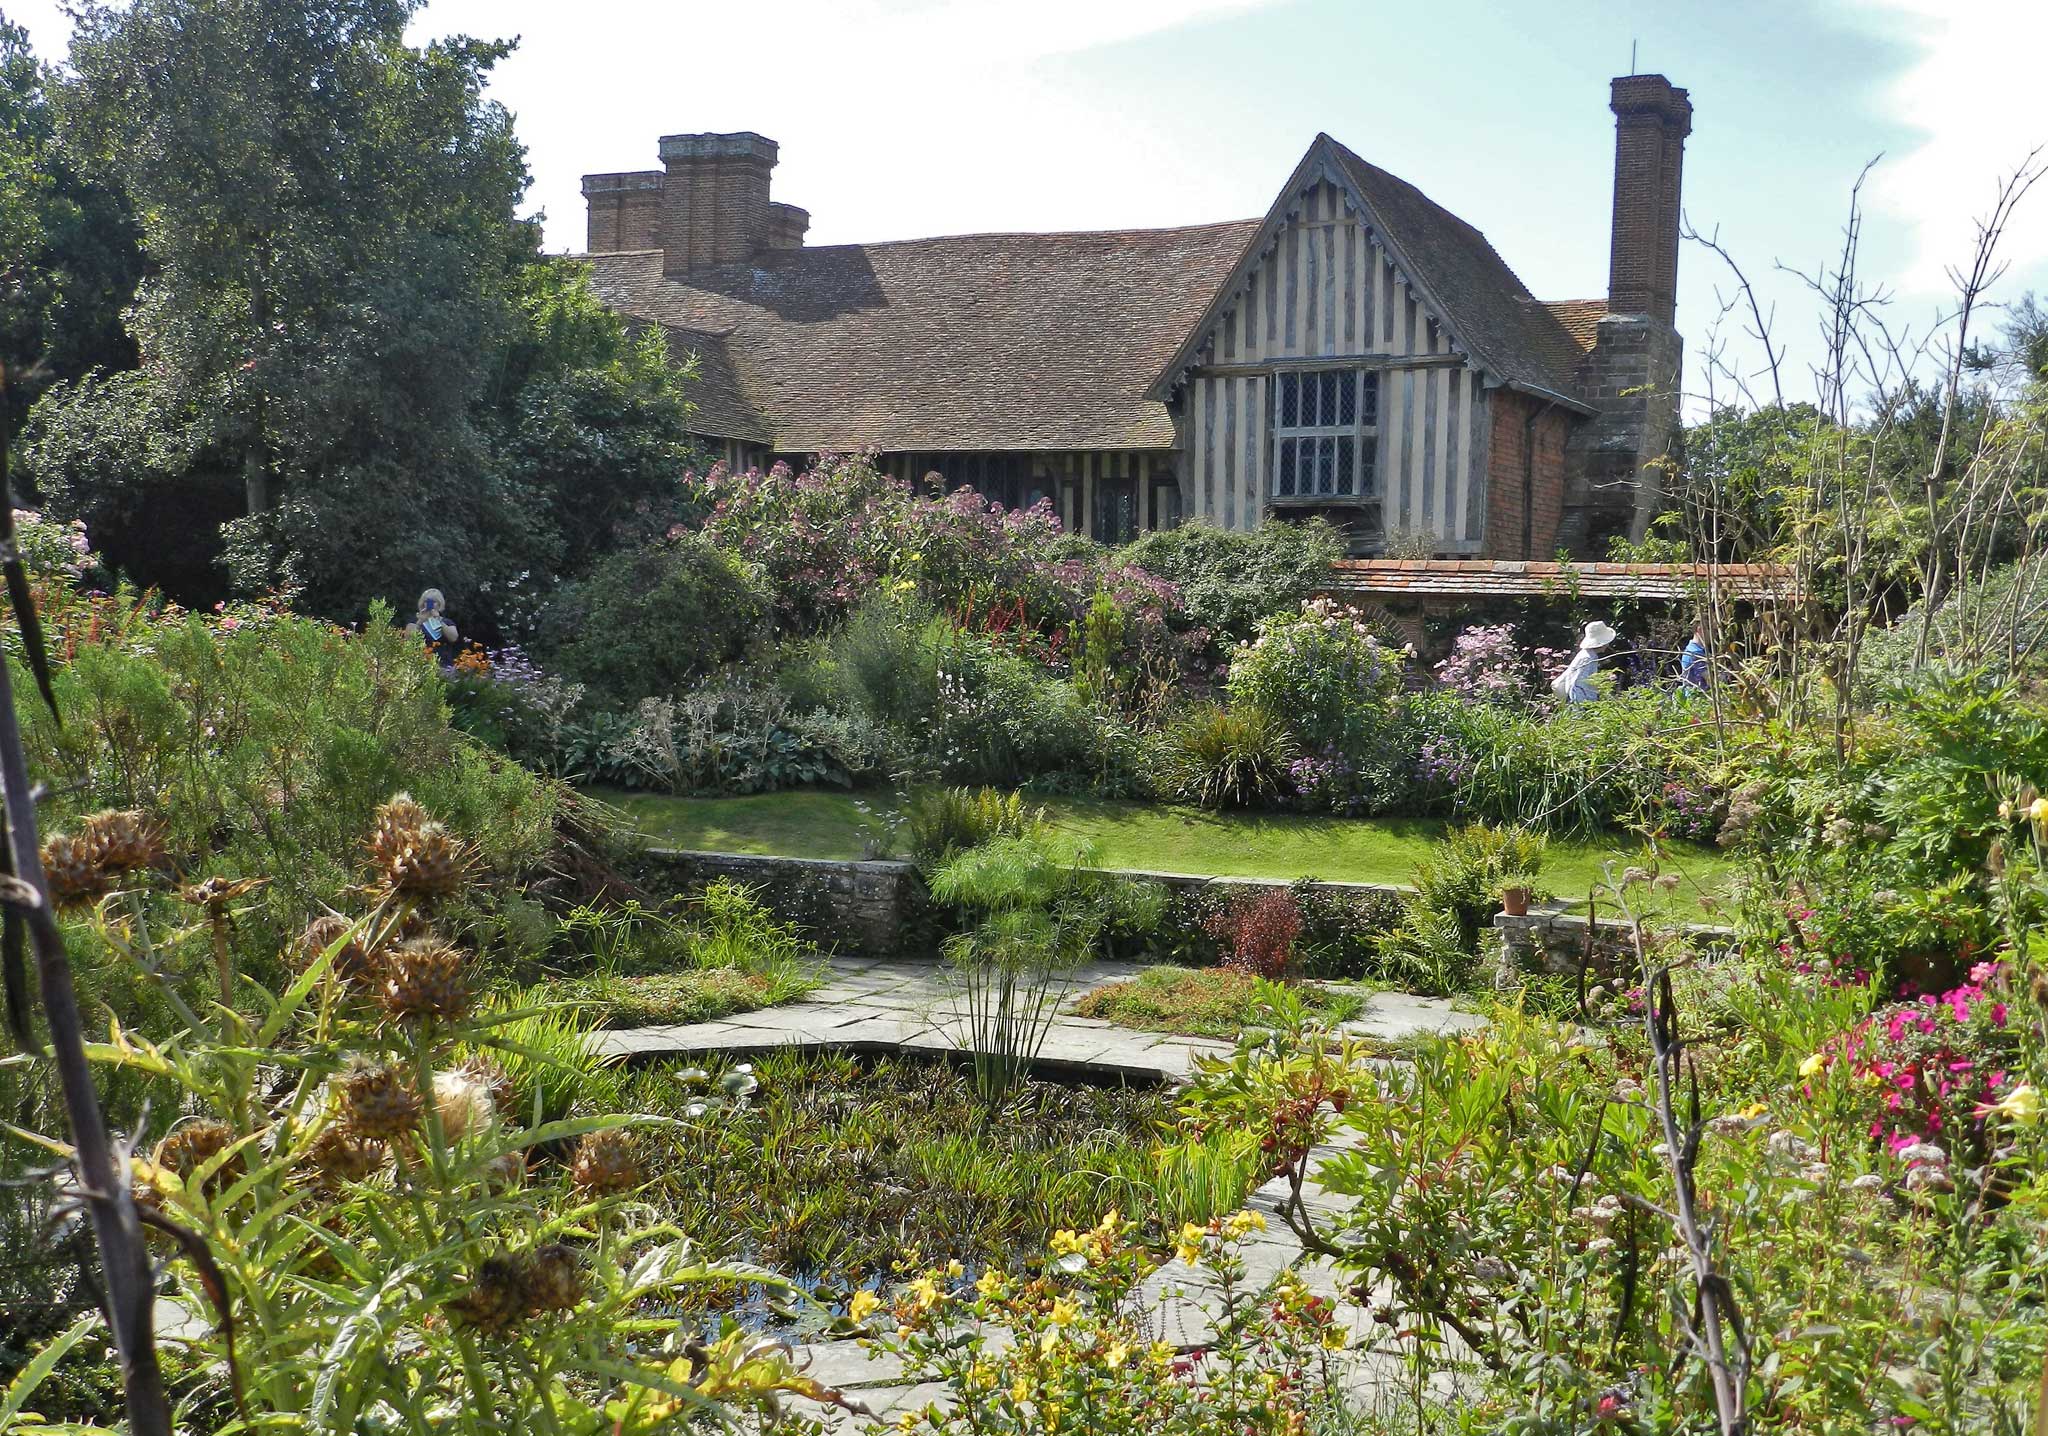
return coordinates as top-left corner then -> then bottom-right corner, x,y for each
1848,1173 -> 1884,1192
1584,1237 -> 1617,1255
1897,1142 -> 1947,1167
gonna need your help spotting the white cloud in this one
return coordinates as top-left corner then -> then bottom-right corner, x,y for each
1857,0 -> 2048,301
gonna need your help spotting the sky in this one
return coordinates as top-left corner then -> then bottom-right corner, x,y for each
8,0 -> 2048,416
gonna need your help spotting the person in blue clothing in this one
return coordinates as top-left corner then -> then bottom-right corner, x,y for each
1680,622 -> 1710,692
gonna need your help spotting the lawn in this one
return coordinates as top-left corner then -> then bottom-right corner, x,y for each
594,787 -> 1736,918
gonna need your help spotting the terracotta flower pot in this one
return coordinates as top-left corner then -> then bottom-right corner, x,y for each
1500,886 -> 1531,917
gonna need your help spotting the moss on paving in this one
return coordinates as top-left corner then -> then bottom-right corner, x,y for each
1073,966 -> 1366,1039
594,787 -> 1734,920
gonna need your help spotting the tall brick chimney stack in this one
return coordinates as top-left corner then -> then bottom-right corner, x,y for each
658,132 -> 780,276
1605,75 -> 1691,324
1558,75 -> 1691,557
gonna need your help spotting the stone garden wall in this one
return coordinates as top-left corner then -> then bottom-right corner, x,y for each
645,847 -> 1731,971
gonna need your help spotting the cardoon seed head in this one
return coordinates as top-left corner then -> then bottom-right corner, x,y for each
448,1256 -> 529,1335
378,939 -> 472,1023
521,1243 -> 585,1313
569,1128 -> 643,1196
341,1061 -> 422,1140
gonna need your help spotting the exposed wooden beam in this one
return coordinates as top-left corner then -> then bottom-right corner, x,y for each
1191,353 -> 1470,380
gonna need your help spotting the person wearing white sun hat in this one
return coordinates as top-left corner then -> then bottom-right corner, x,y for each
1551,620 -> 1618,703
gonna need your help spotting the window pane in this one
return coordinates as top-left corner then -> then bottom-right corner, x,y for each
1277,438 -> 1296,496
1360,444 -> 1377,497
1336,435 -> 1354,494
1279,374 -> 1298,427
1318,437 -> 1336,495
1361,373 -> 1379,425
1337,373 -> 1356,425
1321,372 -> 1340,421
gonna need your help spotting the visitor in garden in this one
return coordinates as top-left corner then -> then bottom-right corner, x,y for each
1550,620 -> 1617,704
1681,622 -> 1711,692
406,587 -> 462,668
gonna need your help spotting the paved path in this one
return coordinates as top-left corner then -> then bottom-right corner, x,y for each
594,954 -> 1484,1080
593,956 -> 1486,1426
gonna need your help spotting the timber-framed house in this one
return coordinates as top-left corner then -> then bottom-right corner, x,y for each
578,75 -> 1691,558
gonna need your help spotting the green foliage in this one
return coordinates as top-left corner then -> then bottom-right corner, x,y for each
13,597 -> 560,964
1226,597 -> 1405,754
1121,517 -> 1345,645
1410,821 -> 1548,951
1153,701 -> 1297,809
1861,559 -> 2048,683
0,11 -> 142,430
538,535 -> 770,707
1072,966 -> 1363,1039
903,785 -> 1041,868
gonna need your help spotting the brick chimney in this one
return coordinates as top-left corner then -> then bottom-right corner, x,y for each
766,201 -> 811,250
657,132 -> 780,276
581,171 -> 665,253
1558,75 -> 1691,557
1605,75 -> 1691,324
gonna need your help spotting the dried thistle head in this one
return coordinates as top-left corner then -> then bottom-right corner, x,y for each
459,1054 -> 519,1122
378,939 -> 472,1023
366,795 -> 469,900
304,1124 -> 388,1185
569,1128 -> 643,1196
431,1068 -> 497,1144
341,1061 -> 422,1140
447,1256 -> 529,1335
81,809 -> 165,877
150,1118 -> 242,1196
179,875 -> 267,917
521,1243 -> 585,1314
40,832 -> 112,909
296,914 -> 380,989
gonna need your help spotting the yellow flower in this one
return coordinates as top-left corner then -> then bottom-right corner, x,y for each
1039,1328 -> 1060,1354
1175,1222 -> 1207,1265
1989,1083 -> 2043,1126
1740,1101 -> 1769,1120
1010,1376 -> 1031,1403
1048,1296 -> 1080,1327
909,1275 -> 943,1312
2029,797 -> 2048,825
975,1268 -> 1005,1297
1226,1209 -> 1267,1238
1321,1325 -> 1349,1351
1050,1228 -> 1081,1255
1104,1339 -> 1130,1368
848,1289 -> 881,1322
1798,1052 -> 1826,1079
945,1259 -> 965,1278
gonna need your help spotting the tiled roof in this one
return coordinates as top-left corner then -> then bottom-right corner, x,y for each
1324,559 -> 1801,602
1543,299 -> 1607,355
1322,141 -> 1593,405
582,221 -> 1260,453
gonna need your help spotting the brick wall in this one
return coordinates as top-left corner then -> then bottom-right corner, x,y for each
657,132 -> 780,276
1482,389 -> 1571,559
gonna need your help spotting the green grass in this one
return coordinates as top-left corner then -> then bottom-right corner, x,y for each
1073,966 -> 1365,1039
560,967 -> 812,1028
595,787 -> 1736,920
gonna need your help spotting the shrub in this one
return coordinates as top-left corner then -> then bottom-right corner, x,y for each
537,532 -> 769,707
1290,880 -> 1409,980
1202,887 -> 1303,978
1226,597 -> 1405,754
904,786 -> 1041,868
1121,516 -> 1345,646
685,456 -> 1202,679
1433,622 -> 1569,707
1410,821 -> 1549,953
603,674 -> 860,795
1153,702 -> 1298,809
14,597 -> 561,975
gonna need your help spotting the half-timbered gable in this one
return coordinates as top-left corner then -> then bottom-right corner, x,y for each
578,75 -> 1691,558
1150,138 -> 1594,554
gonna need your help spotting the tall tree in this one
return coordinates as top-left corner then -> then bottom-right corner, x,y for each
0,8 -> 143,431
34,0 -> 528,615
